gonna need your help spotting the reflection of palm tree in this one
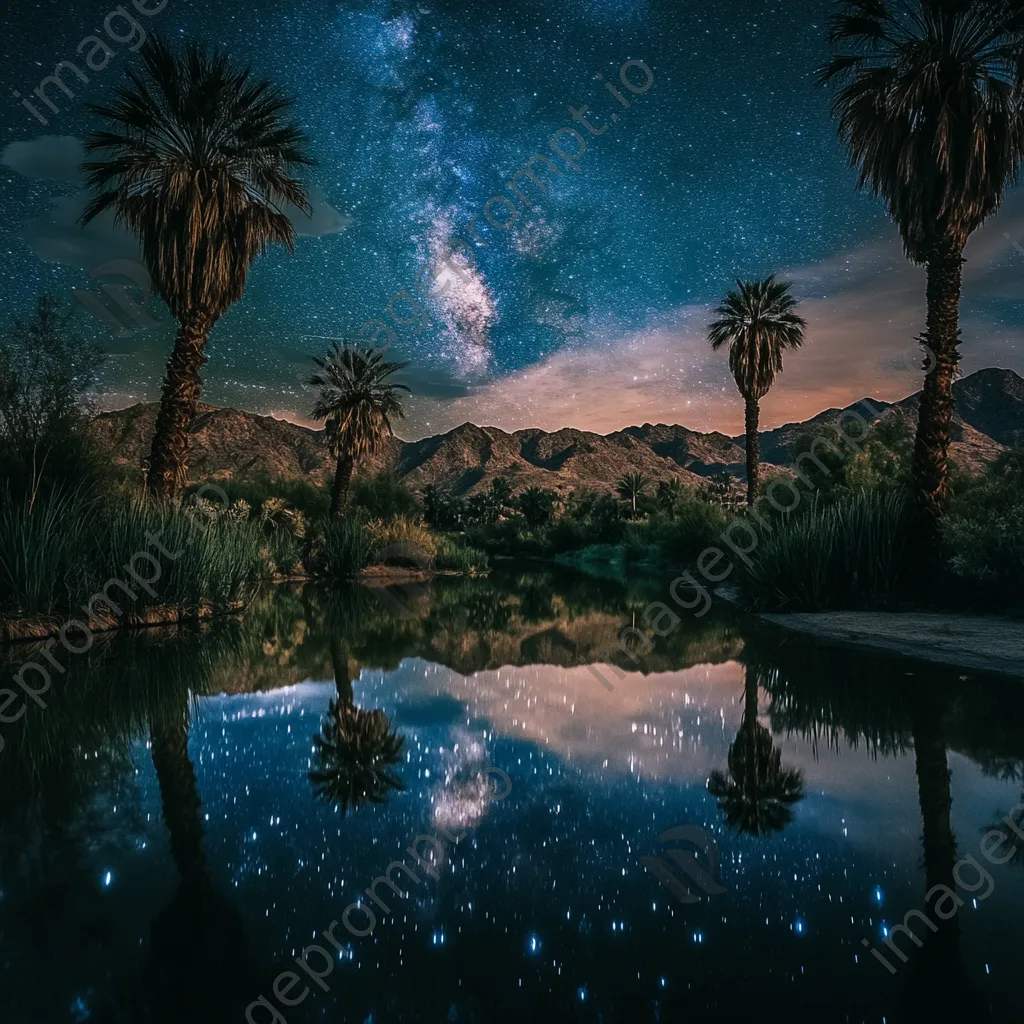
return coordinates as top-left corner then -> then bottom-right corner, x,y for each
901,701 -> 970,1019
708,667 -> 804,836
308,638 -> 405,813
150,692 -> 208,888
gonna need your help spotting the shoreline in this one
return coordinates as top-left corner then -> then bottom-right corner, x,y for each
759,610 -> 1024,679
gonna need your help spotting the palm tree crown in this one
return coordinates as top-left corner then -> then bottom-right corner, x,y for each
818,0 -> 1024,262
709,276 -> 805,505
79,38 -> 313,500
309,343 -> 409,516
616,471 -> 649,517
708,276 -> 806,402
309,344 -> 410,461
80,38 -> 312,320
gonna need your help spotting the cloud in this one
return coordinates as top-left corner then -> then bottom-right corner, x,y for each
1,135 -> 85,181
4,135 -> 352,271
398,208 -> 1024,438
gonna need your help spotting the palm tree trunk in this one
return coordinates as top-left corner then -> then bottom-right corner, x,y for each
743,396 -> 760,506
330,451 -> 354,517
911,241 -> 964,544
147,312 -> 216,502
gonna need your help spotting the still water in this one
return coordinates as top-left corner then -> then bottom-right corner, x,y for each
1,568 -> 1022,1023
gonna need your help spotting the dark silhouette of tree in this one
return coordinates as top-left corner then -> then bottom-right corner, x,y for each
708,276 -> 805,505
819,0 -> 1024,541
616,472 -> 649,518
708,665 -> 804,835
308,637 -> 405,812
308,344 -> 409,517
81,38 -> 312,500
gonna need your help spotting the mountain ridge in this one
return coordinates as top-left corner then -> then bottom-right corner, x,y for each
93,367 -> 1024,496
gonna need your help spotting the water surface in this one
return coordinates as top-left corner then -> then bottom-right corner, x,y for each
1,568 -> 1022,1023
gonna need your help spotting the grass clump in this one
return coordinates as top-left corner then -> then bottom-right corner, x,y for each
739,489 -> 909,611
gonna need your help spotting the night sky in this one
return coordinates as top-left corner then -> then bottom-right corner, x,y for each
2,0 -> 1023,438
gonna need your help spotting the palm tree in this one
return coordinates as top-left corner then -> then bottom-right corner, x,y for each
708,277 -> 806,505
517,486 -> 557,527
708,666 -> 804,836
819,1 -> 1024,538
80,39 -> 313,501
616,471 -> 649,518
656,477 -> 684,513
308,643 -> 405,813
309,343 -> 410,517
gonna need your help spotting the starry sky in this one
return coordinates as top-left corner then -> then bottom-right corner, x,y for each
2,0 -> 1023,439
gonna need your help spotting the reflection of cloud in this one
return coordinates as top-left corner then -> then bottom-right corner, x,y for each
5,135 -> 351,272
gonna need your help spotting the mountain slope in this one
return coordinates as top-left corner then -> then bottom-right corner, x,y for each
94,367 -> 1023,495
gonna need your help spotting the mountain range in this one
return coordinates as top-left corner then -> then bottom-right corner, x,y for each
94,367 -> 1024,496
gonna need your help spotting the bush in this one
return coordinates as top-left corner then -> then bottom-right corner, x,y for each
434,537 -> 489,574
350,472 -> 420,519
364,516 -> 437,565
304,518 -> 372,579
187,472 -> 330,520
739,489 -> 910,611
943,450 -> 1024,606
0,489 -> 267,619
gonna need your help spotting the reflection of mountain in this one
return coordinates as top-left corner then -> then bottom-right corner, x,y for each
708,666 -> 803,835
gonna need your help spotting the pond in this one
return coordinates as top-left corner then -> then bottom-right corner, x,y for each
1,567 -> 1022,1023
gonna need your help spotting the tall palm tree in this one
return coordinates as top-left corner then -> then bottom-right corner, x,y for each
309,344 -> 410,517
708,277 -> 806,505
708,666 -> 805,836
616,471 -> 649,518
80,38 -> 313,500
819,0 -> 1024,538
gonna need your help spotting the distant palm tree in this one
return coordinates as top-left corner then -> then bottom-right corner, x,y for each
708,667 -> 804,836
309,344 -> 410,517
517,486 -> 557,527
819,1 -> 1024,538
656,477 -> 684,513
308,638 -> 405,813
616,471 -> 649,518
708,277 -> 805,505
80,39 -> 313,500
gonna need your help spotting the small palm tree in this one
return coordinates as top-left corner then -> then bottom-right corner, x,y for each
656,477 -> 684,513
517,486 -> 557,527
819,1 -> 1024,537
708,277 -> 806,505
80,39 -> 313,500
708,667 -> 804,836
309,344 -> 410,517
616,471 -> 649,518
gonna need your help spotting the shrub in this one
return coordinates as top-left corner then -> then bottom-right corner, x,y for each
364,516 -> 437,565
350,472 -> 420,519
434,537 -> 489,574
739,489 -> 909,611
0,489 -> 267,619
943,450 -> 1024,606
304,518 -> 372,579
